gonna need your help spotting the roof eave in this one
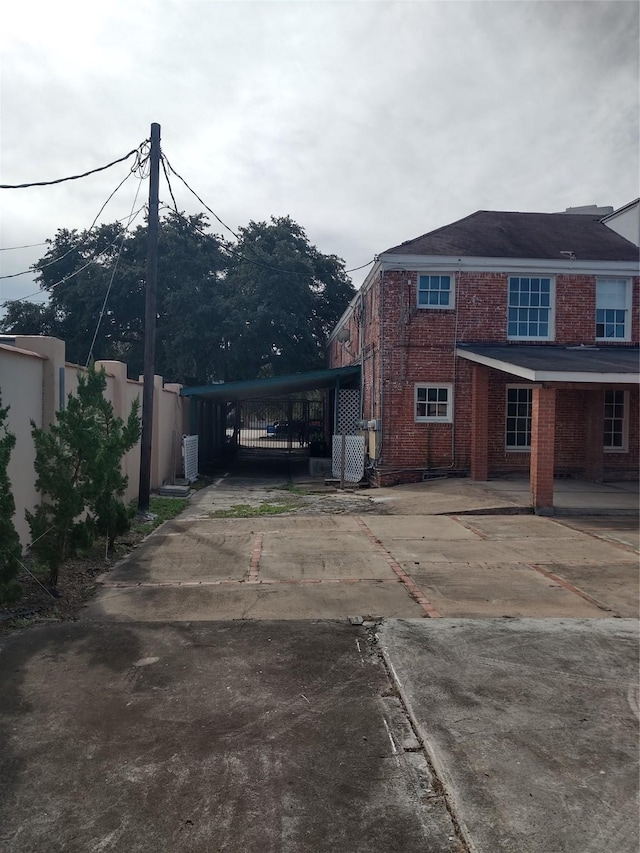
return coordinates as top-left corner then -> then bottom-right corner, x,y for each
455,348 -> 640,384
378,254 -> 640,274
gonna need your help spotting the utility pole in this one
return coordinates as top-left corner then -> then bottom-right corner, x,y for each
137,122 -> 161,515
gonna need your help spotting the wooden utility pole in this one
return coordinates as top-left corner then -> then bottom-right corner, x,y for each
137,122 -> 161,514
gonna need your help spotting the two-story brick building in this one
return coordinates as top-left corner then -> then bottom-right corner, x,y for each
328,204 -> 640,510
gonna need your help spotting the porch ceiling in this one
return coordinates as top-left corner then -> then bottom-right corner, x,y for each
456,344 -> 639,384
179,365 -> 361,402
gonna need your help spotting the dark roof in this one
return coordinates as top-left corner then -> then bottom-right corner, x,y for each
180,365 -> 360,401
456,344 -> 639,381
383,211 -> 640,261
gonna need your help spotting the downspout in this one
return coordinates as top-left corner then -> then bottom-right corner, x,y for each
377,268 -> 385,476
444,258 -> 462,469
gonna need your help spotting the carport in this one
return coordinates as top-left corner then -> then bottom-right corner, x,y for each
180,365 -> 361,473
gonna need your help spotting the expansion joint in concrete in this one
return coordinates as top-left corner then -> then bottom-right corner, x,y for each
373,631 -> 474,853
248,532 -> 264,582
529,563 -> 615,613
355,517 -> 442,617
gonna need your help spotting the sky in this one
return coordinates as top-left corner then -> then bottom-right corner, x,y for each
1,0 -> 638,307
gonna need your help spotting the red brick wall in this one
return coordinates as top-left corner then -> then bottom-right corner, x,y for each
329,269 -> 639,485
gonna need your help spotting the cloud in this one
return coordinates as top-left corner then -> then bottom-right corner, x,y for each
1,0 -> 637,304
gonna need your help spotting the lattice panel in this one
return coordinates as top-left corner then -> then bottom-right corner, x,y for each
336,389 -> 360,434
182,434 -> 199,482
332,435 -> 365,483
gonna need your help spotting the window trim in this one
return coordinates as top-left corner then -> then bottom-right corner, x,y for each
416,272 -> 456,310
505,385 -> 533,452
595,277 -> 632,343
507,275 -> 555,341
604,389 -> 629,453
414,383 -> 453,423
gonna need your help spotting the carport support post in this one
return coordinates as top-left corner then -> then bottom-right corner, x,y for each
530,386 -> 556,513
470,365 -> 489,480
584,390 -> 605,483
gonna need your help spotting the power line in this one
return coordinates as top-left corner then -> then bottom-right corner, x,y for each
162,157 -> 331,276
0,242 -> 48,252
160,157 -> 180,216
345,259 -> 375,273
0,144 -> 147,189
0,168 -> 145,282
1,205 -> 146,304
162,154 -> 373,278
86,177 -> 145,365
162,155 -> 242,241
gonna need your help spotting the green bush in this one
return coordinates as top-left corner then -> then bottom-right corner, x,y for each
28,364 -> 140,589
0,391 -> 22,604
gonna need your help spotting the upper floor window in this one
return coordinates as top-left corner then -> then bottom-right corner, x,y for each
415,383 -> 453,422
507,276 -> 553,340
417,274 -> 454,309
596,279 -> 631,341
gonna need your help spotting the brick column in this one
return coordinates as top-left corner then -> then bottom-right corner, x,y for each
530,387 -> 556,513
583,390 -> 604,483
470,365 -> 489,480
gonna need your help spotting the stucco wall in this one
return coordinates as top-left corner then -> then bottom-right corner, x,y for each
0,337 -> 189,548
0,344 -> 45,547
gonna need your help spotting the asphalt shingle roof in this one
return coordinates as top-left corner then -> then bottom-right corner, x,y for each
383,211 -> 640,261
456,344 -> 639,375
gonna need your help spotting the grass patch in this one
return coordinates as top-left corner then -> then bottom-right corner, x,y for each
273,482 -> 312,496
210,501 -> 299,518
131,496 -> 189,533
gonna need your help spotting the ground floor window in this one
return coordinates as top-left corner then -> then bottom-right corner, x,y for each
604,389 -> 628,451
415,384 -> 453,422
505,386 -> 532,450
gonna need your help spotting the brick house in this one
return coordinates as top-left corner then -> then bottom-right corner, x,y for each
328,203 -> 640,510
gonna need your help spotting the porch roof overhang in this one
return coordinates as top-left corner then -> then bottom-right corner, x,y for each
456,344 -> 640,384
179,364 -> 361,402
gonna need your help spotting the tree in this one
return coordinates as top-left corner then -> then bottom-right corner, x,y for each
218,217 -> 356,380
0,392 -> 22,605
83,372 -> 141,552
27,364 -> 141,589
1,212 -> 356,383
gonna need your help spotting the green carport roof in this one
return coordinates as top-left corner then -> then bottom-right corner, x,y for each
179,365 -> 360,401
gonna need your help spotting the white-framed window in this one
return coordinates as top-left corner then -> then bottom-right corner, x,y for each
505,386 -> 532,450
417,274 -> 454,309
415,383 -> 453,422
596,278 -> 631,341
604,389 -> 628,452
507,276 -> 554,340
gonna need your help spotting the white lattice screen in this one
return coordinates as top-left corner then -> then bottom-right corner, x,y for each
182,434 -> 199,482
336,389 -> 360,433
332,435 -> 365,482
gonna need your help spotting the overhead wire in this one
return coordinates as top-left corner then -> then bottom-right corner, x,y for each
162,153 -> 373,277
86,175 -> 146,365
2,204 -> 146,304
0,242 -> 48,252
0,156 -> 149,283
0,144 -> 148,189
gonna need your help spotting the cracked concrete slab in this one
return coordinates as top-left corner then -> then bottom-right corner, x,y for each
379,618 -> 640,853
399,562 -> 608,618
83,580 -> 426,621
0,621 -> 460,853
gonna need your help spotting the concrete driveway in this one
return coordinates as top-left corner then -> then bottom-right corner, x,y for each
1,474 -> 638,853
85,505 -> 638,622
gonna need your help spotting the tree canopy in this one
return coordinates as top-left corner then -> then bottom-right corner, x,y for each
1,213 -> 355,383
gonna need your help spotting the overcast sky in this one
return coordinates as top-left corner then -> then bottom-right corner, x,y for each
1,0 -> 638,307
